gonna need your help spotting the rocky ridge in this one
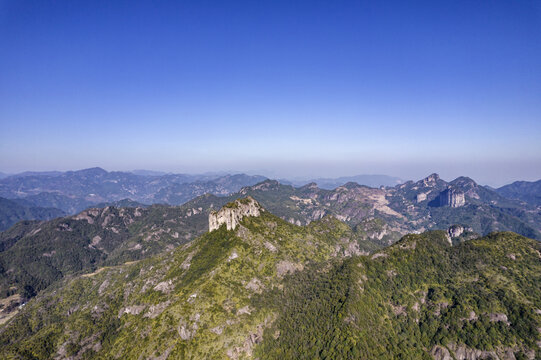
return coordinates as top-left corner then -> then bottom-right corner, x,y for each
209,196 -> 262,231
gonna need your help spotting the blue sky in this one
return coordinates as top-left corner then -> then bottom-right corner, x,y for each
0,0 -> 540,186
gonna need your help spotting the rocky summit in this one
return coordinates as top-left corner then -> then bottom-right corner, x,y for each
209,196 -> 262,231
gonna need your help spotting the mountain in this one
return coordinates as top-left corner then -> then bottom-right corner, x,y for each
0,197 -> 65,231
1,199 -> 538,359
90,198 -> 148,209
258,230 -> 540,359
131,169 -> 169,176
308,174 -> 404,189
0,195 -> 380,304
184,175 -> 541,246
152,174 -> 267,205
2,172 -> 539,307
8,171 -> 63,178
12,192 -> 93,213
0,168 -> 267,212
0,167 -> 149,203
283,174 -> 405,189
0,198 -> 230,302
496,179 -> 541,207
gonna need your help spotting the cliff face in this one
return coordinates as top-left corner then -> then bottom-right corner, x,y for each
438,188 -> 465,208
422,173 -> 440,187
209,196 -> 262,231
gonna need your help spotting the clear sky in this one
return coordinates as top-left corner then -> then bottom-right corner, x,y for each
0,0 -> 540,186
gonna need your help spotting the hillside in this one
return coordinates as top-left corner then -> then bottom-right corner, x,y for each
496,180 -> 541,207
0,198 -> 368,358
0,197 -> 231,303
257,231 -> 540,359
0,197 -> 65,231
0,199 -> 539,359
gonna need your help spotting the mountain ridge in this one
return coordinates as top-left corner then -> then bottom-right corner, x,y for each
0,199 -> 538,359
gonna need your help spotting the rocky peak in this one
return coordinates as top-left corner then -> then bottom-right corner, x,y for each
336,182 -> 365,191
208,196 -> 262,232
450,176 -> 477,189
421,173 -> 440,187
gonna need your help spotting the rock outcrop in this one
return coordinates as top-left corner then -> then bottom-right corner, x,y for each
423,173 -> 440,187
448,225 -> 465,238
209,197 -> 262,231
438,188 -> 465,207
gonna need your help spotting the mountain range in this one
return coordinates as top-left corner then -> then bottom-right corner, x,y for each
1,171 -> 540,307
281,174 -> 404,189
0,168 -> 266,229
1,168 -> 540,236
1,169 -> 540,359
0,197 -> 66,231
1,198 -> 539,359
203,174 -> 541,244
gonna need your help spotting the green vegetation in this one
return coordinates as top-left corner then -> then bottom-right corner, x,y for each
256,231 -> 541,359
0,198 -> 539,359
0,200 -> 224,301
0,197 -> 65,231
0,209 -> 376,359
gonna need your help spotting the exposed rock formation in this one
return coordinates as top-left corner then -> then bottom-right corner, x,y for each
208,196 -> 262,231
423,173 -> 440,187
448,225 -> 465,238
438,188 -> 465,207
416,192 -> 428,203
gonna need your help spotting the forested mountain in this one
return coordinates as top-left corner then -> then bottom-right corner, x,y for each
0,197 -> 65,231
496,179 -> 541,207
12,192 -> 93,214
152,174 -> 268,205
1,172 -> 540,308
0,168 -> 266,212
1,199 -> 538,359
0,198 -> 229,305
